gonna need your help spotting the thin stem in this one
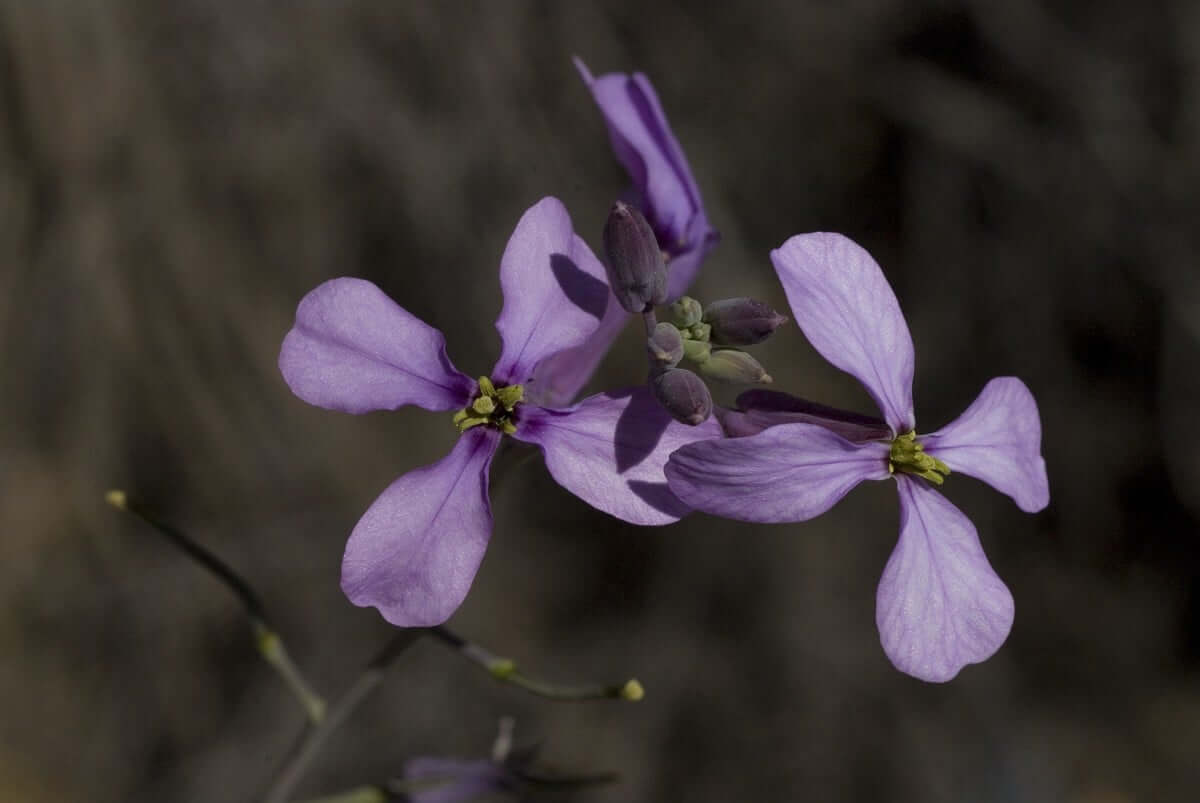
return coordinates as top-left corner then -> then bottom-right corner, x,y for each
641,308 -> 659,336
262,632 -> 422,803
426,625 -> 644,702
105,490 -> 327,723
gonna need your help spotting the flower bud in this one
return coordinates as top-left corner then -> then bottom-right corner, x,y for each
669,296 -> 703,328
603,201 -> 667,313
702,298 -> 788,346
646,322 -> 684,369
651,368 -> 712,425
696,349 -> 772,384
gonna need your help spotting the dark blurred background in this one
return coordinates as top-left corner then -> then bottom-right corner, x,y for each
2,2 -> 1198,801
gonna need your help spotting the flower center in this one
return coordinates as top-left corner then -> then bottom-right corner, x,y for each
452,376 -> 524,435
888,431 -> 951,486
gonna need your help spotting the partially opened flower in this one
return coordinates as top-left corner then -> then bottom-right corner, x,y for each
533,59 -> 720,407
666,233 -> 1049,682
280,197 -> 720,627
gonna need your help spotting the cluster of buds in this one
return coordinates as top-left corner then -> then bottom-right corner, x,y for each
602,202 -> 787,426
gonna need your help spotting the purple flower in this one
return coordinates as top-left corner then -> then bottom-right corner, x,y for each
666,233 -> 1049,682
532,59 -> 720,407
401,757 -> 518,802
280,197 -> 720,627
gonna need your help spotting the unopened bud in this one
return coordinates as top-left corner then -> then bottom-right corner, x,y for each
603,201 -> 667,313
703,298 -> 788,346
696,349 -> 772,384
651,368 -> 713,425
647,323 -> 684,369
682,338 -> 711,363
669,296 -> 703,328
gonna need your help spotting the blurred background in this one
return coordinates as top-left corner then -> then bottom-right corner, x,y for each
2,1 -> 1198,801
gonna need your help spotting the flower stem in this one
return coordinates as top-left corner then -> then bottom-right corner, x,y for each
426,625 -> 644,702
105,490 -> 327,724
262,631 -> 422,803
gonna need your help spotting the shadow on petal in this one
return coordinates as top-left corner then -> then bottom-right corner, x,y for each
614,385 -> 671,473
625,479 -> 691,519
551,252 -> 609,321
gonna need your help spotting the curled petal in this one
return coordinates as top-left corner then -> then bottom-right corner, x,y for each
665,422 -> 891,523
493,197 -> 610,386
922,377 -> 1050,513
771,233 -> 916,433
525,300 -> 628,408
575,57 -> 718,297
877,478 -> 1015,682
279,278 -> 473,414
721,389 -> 892,441
341,427 -> 501,627
513,386 -> 723,525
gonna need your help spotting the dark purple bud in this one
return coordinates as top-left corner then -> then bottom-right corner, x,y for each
702,298 -> 788,346
651,368 -> 712,425
647,322 -> 684,369
695,349 -> 772,385
603,201 -> 667,313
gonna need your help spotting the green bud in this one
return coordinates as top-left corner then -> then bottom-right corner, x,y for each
669,296 -> 703,328
703,297 -> 788,346
682,338 -> 712,363
695,349 -> 772,385
603,201 -> 667,313
647,322 -> 684,369
651,368 -> 712,425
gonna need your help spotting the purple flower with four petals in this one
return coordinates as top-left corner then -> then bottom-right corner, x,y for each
280,197 -> 720,627
666,233 -> 1049,682
533,59 -> 720,408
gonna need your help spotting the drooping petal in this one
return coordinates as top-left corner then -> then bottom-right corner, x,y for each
524,298 -> 628,408
876,477 -> 1015,682
574,57 -> 718,298
279,278 -> 474,414
340,427 -> 501,627
512,385 -> 723,525
720,389 -> 892,441
771,233 -> 916,433
921,377 -> 1050,513
492,197 -> 610,386
665,422 -> 891,523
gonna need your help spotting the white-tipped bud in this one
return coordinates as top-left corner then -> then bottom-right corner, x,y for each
703,297 -> 788,346
652,368 -> 713,425
696,349 -> 772,385
603,202 -> 667,313
647,323 -> 684,369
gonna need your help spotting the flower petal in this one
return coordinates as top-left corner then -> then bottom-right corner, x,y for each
665,422 -> 891,523
718,389 -> 892,441
403,758 -> 515,803
921,377 -> 1050,513
876,477 -> 1015,682
340,427 -> 501,627
524,298 -> 629,408
492,197 -> 610,386
512,386 -> 723,525
574,57 -> 718,297
771,233 -> 916,433
279,278 -> 474,414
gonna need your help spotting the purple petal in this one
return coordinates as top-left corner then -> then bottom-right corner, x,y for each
771,233 -> 916,433
403,758 -> 514,803
665,422 -> 891,523
525,298 -> 629,408
575,57 -> 718,297
719,389 -> 892,441
876,477 -> 1015,682
513,385 -> 723,525
279,278 -> 473,414
340,427 -> 501,627
921,377 -> 1050,513
492,197 -> 610,386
